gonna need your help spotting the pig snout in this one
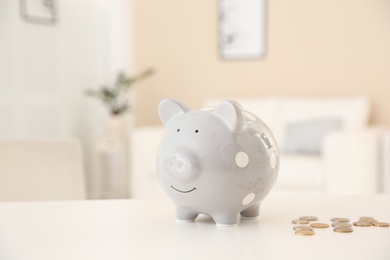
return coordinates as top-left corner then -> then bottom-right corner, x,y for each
163,152 -> 198,181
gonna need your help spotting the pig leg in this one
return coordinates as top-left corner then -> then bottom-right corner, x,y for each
240,203 -> 260,219
176,206 -> 199,222
213,213 -> 240,227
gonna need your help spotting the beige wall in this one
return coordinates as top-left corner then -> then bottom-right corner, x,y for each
133,0 -> 390,126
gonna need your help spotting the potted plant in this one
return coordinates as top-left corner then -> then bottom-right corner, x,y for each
85,68 -> 154,134
86,68 -> 154,116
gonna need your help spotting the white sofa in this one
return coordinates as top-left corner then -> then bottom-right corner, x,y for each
129,96 -> 388,198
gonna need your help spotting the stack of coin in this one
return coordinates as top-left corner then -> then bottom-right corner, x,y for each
353,216 -> 389,228
292,216 -> 319,236
330,217 -> 353,233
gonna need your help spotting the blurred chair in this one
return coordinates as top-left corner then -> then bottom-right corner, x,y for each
0,138 -> 86,201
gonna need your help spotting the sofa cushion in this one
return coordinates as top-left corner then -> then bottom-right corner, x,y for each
282,117 -> 343,155
275,96 -> 371,150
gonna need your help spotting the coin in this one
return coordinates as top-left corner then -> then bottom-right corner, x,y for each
359,217 -> 377,223
295,230 -> 315,236
334,227 -> 353,233
359,217 -> 376,222
293,225 -> 314,231
331,217 -> 350,222
372,222 -> 390,227
353,221 -> 372,227
292,219 -> 309,224
299,216 -> 318,221
332,222 -> 352,228
310,223 -> 329,228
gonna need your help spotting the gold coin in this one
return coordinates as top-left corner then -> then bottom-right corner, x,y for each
372,222 -> 390,227
331,217 -> 350,222
334,227 -> 353,233
359,217 -> 377,223
295,230 -> 315,236
332,222 -> 352,228
359,216 -> 376,222
293,225 -> 314,231
299,216 -> 318,221
310,223 -> 329,228
292,219 -> 309,224
353,221 -> 372,227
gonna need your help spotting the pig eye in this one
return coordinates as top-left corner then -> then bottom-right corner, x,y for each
195,130 -> 199,133
177,129 -> 180,132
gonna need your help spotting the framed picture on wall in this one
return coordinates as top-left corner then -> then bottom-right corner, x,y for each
20,0 -> 56,24
219,0 -> 266,60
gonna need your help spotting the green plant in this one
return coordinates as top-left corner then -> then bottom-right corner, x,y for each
86,68 -> 154,115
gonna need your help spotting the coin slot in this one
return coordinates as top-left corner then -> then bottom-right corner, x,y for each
260,133 -> 272,149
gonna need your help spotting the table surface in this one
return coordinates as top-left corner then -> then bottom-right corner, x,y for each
0,194 -> 389,260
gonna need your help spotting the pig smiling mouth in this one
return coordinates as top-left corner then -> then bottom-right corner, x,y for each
171,185 -> 197,193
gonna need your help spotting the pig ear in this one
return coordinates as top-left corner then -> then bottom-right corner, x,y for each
213,100 -> 245,133
158,99 -> 190,127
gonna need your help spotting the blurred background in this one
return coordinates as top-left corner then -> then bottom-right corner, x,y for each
1,0 -> 390,201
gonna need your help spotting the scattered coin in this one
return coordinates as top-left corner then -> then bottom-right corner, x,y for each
292,219 -> 309,225
372,222 -> 390,227
359,217 -> 377,223
299,216 -> 318,221
293,226 -> 314,231
332,222 -> 352,228
310,223 -> 329,228
353,221 -> 372,227
359,217 -> 376,222
295,230 -> 315,236
331,217 -> 350,222
293,215 -> 388,236
334,227 -> 353,233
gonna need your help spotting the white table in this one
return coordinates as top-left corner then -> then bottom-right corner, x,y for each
0,194 -> 389,260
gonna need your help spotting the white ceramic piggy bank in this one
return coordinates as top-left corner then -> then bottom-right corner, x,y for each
157,99 -> 279,226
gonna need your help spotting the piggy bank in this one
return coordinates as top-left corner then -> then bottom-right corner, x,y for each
157,99 -> 279,226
